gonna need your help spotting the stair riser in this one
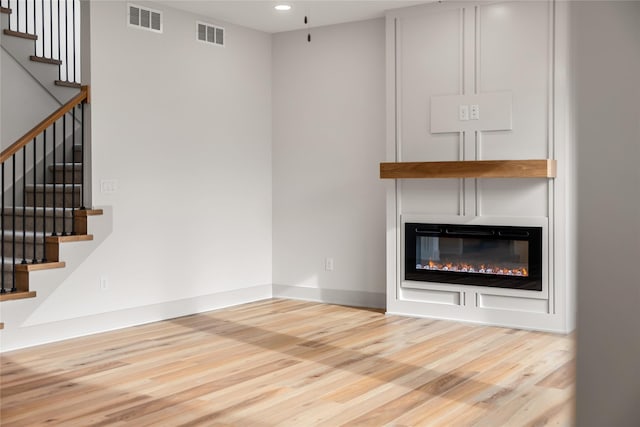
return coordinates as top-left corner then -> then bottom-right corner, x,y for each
74,150 -> 82,163
52,170 -> 83,184
2,240 -> 46,261
25,189 -> 82,208
0,214 -> 73,233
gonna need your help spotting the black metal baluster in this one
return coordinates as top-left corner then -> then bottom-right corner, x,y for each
1,162 -> 5,294
41,0 -> 44,58
15,0 -> 19,32
21,146 -> 26,265
80,102 -> 85,209
64,0 -> 68,81
50,0 -> 53,59
52,121 -> 57,236
71,106 -> 76,232
57,0 -> 61,79
62,113 -> 67,235
72,0 -> 75,82
42,129 -> 47,262
32,137 -> 37,264
11,155 -> 17,292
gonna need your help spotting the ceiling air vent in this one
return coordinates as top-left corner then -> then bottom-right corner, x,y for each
129,4 -> 162,33
197,22 -> 225,47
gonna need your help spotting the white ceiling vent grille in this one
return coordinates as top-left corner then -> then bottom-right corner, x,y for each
129,4 -> 162,33
197,22 -> 225,47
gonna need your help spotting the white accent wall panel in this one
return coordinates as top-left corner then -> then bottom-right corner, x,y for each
399,7 -> 462,162
478,1 -> 551,160
386,0 -> 574,332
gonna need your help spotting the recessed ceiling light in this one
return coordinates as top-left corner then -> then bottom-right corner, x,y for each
274,4 -> 292,11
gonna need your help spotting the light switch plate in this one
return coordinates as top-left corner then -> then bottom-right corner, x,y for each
430,91 -> 512,133
459,105 -> 469,121
101,179 -> 118,193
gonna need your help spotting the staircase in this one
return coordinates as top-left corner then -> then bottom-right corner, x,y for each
1,2 -> 102,322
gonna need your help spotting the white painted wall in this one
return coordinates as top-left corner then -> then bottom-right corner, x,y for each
572,1 -> 640,425
272,19 -> 387,308
88,1 -> 272,310
1,0 -> 273,350
0,49 -> 61,148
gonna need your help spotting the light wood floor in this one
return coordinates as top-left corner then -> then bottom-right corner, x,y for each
0,299 -> 575,426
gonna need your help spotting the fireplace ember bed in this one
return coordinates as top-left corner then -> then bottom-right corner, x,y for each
405,223 -> 543,291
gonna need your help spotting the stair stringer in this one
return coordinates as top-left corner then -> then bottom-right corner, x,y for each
0,205 -> 112,350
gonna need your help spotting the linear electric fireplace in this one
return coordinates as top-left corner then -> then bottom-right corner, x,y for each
405,223 -> 543,291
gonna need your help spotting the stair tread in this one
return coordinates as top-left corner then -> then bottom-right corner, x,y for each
55,80 -> 81,89
2,206 -> 75,216
25,183 -> 82,190
0,291 -> 37,302
46,234 -> 93,243
49,163 -> 82,170
3,29 -> 37,40
2,257 -> 65,265
74,209 -> 103,217
1,258 -> 60,267
30,55 -> 63,65
0,7 -> 11,14
2,231 -> 87,240
17,261 -> 66,272
1,230 -> 48,241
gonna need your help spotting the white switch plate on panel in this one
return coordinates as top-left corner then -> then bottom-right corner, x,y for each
470,104 -> 480,120
459,105 -> 469,121
430,91 -> 513,133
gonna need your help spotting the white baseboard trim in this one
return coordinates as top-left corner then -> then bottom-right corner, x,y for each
273,284 -> 386,310
0,284 -> 272,352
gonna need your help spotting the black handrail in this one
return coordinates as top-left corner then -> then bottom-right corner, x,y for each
1,0 -> 80,83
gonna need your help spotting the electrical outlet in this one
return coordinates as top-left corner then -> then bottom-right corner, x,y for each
324,257 -> 334,271
470,104 -> 480,120
459,105 -> 469,121
100,277 -> 109,291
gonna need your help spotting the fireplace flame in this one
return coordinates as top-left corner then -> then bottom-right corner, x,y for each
417,260 -> 529,277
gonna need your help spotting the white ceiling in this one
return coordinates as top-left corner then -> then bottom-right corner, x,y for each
160,1 -> 433,34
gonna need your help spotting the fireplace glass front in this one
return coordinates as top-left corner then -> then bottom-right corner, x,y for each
405,223 -> 542,291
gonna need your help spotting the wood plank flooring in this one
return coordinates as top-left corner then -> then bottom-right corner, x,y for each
0,299 -> 575,426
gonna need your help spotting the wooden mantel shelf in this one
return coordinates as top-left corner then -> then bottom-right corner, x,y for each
380,159 -> 556,179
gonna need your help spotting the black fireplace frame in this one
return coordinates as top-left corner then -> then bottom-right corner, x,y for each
404,222 -> 543,291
